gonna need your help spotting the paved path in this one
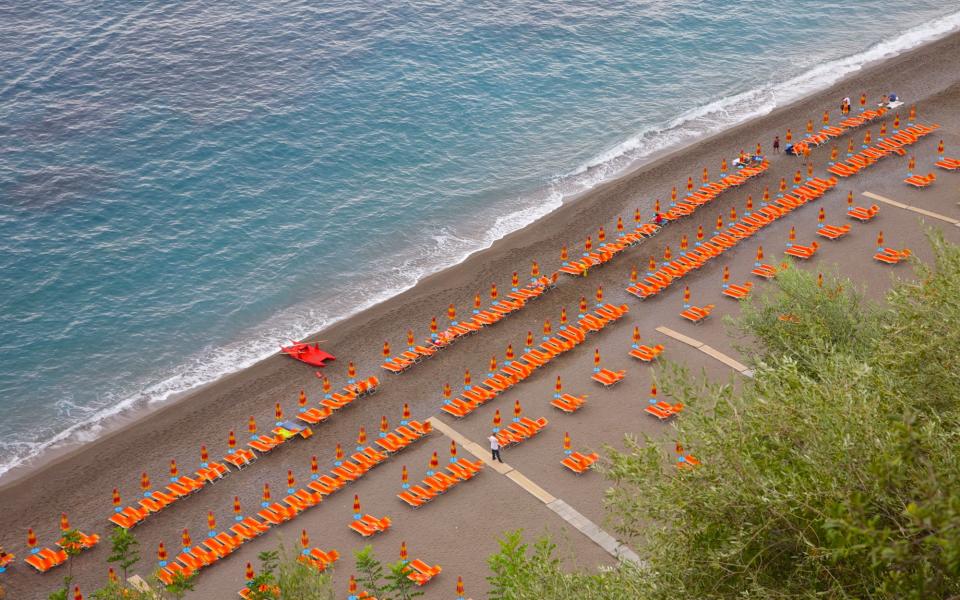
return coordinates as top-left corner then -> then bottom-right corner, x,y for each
863,190 -> 960,226
427,417 -> 641,565
655,326 -> 753,377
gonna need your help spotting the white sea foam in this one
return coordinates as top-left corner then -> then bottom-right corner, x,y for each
3,8 -> 959,480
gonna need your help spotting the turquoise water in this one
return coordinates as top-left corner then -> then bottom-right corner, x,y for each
1,1 -> 958,476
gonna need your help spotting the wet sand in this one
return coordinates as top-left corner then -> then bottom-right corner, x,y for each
2,30 -> 960,600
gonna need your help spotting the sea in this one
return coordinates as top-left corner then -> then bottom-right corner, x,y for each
2,0 -> 959,478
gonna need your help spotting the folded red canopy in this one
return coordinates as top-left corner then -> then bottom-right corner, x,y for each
281,342 -> 335,367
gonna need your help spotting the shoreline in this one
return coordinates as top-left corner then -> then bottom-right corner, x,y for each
2,22 -> 960,491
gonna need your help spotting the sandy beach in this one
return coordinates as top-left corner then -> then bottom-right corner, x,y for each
2,29 -> 960,600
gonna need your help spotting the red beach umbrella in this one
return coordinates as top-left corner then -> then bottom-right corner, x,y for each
200,444 -> 209,464
563,432 -> 571,453
140,472 -> 150,492
349,575 -> 358,594
322,376 -> 331,395
847,191 -> 853,207
506,344 -> 514,361
746,195 -> 753,211
650,383 -> 658,401
729,206 -> 737,221
556,375 -> 563,395
246,563 -> 255,581
593,348 -> 600,368
382,342 -> 390,358
73,586 -> 83,600
248,416 -> 257,436
407,329 -> 415,347
262,483 -> 271,504
457,576 -> 465,597
401,465 -> 408,486
474,293 -> 481,310
464,369 -> 471,387
634,207 -> 641,225
598,227 -> 606,242
447,304 -> 456,321
233,496 -> 242,517
490,283 -> 498,300
696,225 -> 704,243
301,530 -> 309,550
818,208 -> 825,224
228,430 -> 237,450
560,245 -> 568,261
716,214 -> 723,231
880,121 -> 886,136
938,139 -> 944,155
722,265 -> 729,284
584,237 -> 592,252
335,442 -> 344,462
864,130 -> 871,145
512,271 -> 519,287
357,427 -> 367,446
616,216 -> 624,233
443,383 -> 451,399
489,356 -> 497,373
683,286 -> 690,305
859,93 -> 866,108
831,146 -> 838,161
543,320 -> 551,337
402,403 -> 411,421
779,178 -> 786,193
680,235 -> 688,251
908,156 -> 915,171
633,326 -> 640,344
169,459 -> 178,479
755,142 -> 762,155
430,452 -> 439,470
400,541 -> 408,562
27,528 -> 37,549
664,246 -> 671,261
348,362 -> 356,378
513,400 -> 522,420
493,409 -> 501,428
526,330 -> 533,348
157,542 -> 168,563
595,286 -> 603,304
449,440 -> 457,459
794,170 -> 801,186
380,415 -> 389,434
630,265 -> 637,283
182,528 -> 191,549
112,488 -> 121,509
311,455 -> 319,475
788,226 -> 796,243
353,494 -> 361,515
686,177 -> 693,192
848,138 -> 854,153
894,113 -> 900,128
287,470 -> 295,489
702,166 -> 708,183
430,316 -> 438,334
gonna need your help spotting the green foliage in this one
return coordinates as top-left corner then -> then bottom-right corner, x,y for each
353,546 -> 423,600
107,526 -> 140,584
486,531 -> 644,600
488,233 -> 960,599
243,545 -> 332,600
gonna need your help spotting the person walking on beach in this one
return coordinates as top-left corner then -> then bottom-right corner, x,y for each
489,434 -> 503,463
773,135 -> 780,154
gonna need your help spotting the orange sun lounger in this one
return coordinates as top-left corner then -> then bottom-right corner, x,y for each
24,547 -> 68,573
406,558 -> 442,586
680,304 -> 714,324
751,263 -> 778,279
817,224 -> 851,240
722,282 -> 752,300
561,451 -> 599,474
349,514 -> 391,537
109,505 -> 148,529
300,547 -> 340,572
874,247 -> 911,264
0,547 -> 14,571
784,242 -> 819,260
645,402 -> 684,421
224,448 -> 257,470
591,368 -> 625,387
847,204 -> 879,222
936,157 -> 960,170
550,393 -> 586,413
904,172 -> 936,188
629,343 -> 664,362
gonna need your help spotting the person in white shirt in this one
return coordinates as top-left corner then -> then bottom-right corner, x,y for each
488,434 -> 503,463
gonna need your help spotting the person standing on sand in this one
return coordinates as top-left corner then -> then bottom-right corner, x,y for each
773,135 -> 780,153
489,434 -> 503,463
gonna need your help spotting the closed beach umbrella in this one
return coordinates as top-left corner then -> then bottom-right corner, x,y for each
473,293 -> 481,310
228,430 -> 236,450
108,567 -> 117,583
182,528 -> 191,551
169,459 -> 178,479
785,128 -> 792,143
729,206 -> 737,221
938,140 -> 944,155
353,494 -> 361,516
716,214 -> 723,231
847,191 -> 853,208
721,158 -> 727,173
650,383 -> 658,402
598,227 -> 606,242
464,369 -> 471,387
848,138 -> 854,153
275,402 -> 283,421
443,383 -> 451,399
311,455 -> 319,476
908,156 -> 915,172
722,265 -> 729,284
430,316 -> 438,334
298,391 -> 307,409
596,286 -> 603,304
702,167 -> 708,183
823,110 -> 829,125
532,260 -> 541,277
807,161 -> 814,178
654,198 -> 661,213
686,177 -> 693,192
880,121 -> 886,135
157,541 -> 168,564
746,195 -> 753,211
680,235 -> 688,251
794,170 -> 801,185
382,341 -> 390,358
336,443 -> 344,462
556,375 -> 563,395
401,465 -> 408,487
27,528 -> 37,550
380,416 -> 389,435
563,432 -> 571,453
349,575 -> 358,594
675,440 -> 684,454
756,246 -> 764,262
877,231 -> 884,247
526,330 -> 534,348
789,226 -> 796,243
806,119 -> 813,134
648,256 -> 656,272
864,130 -> 871,145
400,541 -> 408,562
543,320 -> 551,337
74,586 -> 83,600
248,416 -> 257,436
457,575 -> 465,598
630,265 -> 637,283
560,307 -> 567,325
357,427 -> 367,446
348,361 -> 356,378
513,400 -> 522,420
450,440 -> 457,459
287,470 -> 295,490
664,246 -> 672,261
818,208 -> 825,225
301,530 -> 309,550
402,403 -> 411,421
617,216 -> 624,233
141,472 -> 150,492
430,452 -> 439,470
763,186 -> 770,202
246,563 -> 255,582
756,142 -> 762,155
633,326 -> 640,345
322,376 -> 331,395
593,348 -> 600,368
859,93 -> 866,108
512,271 -> 520,287
584,237 -> 592,252
831,146 -> 838,161
112,488 -> 121,509
697,225 -> 704,242
233,495 -> 242,518
560,245 -> 568,262
489,356 -> 497,373
407,329 -> 415,347
506,344 -> 514,361
490,282 -> 499,300
894,113 -> 901,128
493,409 -> 501,428
60,512 -> 70,532
262,483 -> 271,504
447,304 -> 456,321
683,286 -> 690,306
634,207 -> 642,225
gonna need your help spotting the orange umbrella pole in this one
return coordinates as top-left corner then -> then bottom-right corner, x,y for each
356,426 -> 367,451
261,483 -> 271,507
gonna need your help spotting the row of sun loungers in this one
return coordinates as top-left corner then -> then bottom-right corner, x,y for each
158,420 -> 431,584
558,224 -> 660,276
382,277 -> 557,374
495,416 -> 548,449
397,457 -> 484,508
657,160 -> 770,224
790,108 -> 887,155
440,304 -> 629,419
827,123 -> 940,178
295,375 -> 380,426
22,526 -> 100,573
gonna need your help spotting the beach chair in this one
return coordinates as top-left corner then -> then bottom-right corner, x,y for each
0,547 -> 14,571
158,562 -> 196,586
591,368 -> 625,387
349,514 -> 391,537
550,393 -> 586,413
297,406 -> 333,425
935,157 -> 960,170
677,454 -> 701,469
817,224 -> 851,240
874,247 -> 911,264
561,451 -> 599,475
109,505 -> 148,529
785,242 -> 819,260
24,547 -> 69,573
847,204 -> 879,222
224,448 -> 257,470
722,282 -> 752,300
58,530 -> 100,552
406,558 -> 442,586
629,344 -> 664,362
680,304 -> 714,324
904,173 -> 936,188
645,402 -> 684,421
